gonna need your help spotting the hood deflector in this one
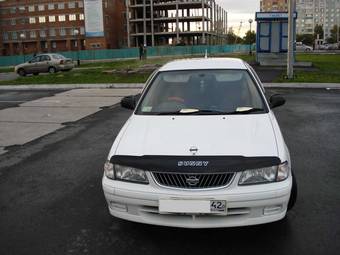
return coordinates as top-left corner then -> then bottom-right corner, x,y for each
110,155 -> 281,173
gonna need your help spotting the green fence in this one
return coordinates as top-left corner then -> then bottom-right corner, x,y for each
0,44 -> 254,67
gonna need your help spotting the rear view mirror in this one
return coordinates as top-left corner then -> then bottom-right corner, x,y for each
121,94 -> 141,110
270,94 -> 286,109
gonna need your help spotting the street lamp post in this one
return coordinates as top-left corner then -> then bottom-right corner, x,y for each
287,0 -> 295,79
73,29 -> 80,66
248,19 -> 253,55
20,33 -> 26,62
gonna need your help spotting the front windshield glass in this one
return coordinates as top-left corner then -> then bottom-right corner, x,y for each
136,70 -> 267,115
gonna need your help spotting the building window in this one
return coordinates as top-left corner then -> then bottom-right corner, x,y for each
49,28 -> 56,37
28,5 -> 35,12
69,2 -> 76,8
40,30 -> 46,38
52,41 -> 57,49
59,15 -> 66,22
11,19 -> 16,25
58,3 -> 65,9
80,27 -> 85,35
18,6 -> 26,13
60,28 -> 66,36
3,32 -> 9,41
69,14 -> 77,21
38,5 -> 45,11
29,17 -> 36,24
39,16 -> 46,23
48,4 -> 55,10
12,32 -> 18,40
79,14 -> 84,20
78,1 -> 84,8
10,7 -> 16,14
49,16 -> 56,22
30,31 -> 36,38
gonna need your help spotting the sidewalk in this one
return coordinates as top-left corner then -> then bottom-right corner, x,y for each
0,82 -> 340,90
0,88 -> 141,155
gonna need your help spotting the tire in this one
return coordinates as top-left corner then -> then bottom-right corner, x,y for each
305,48 -> 311,52
18,68 -> 26,77
288,172 -> 297,211
33,73 -> 39,76
48,67 -> 57,74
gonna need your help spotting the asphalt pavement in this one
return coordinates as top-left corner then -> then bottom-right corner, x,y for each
0,90 -> 62,110
0,88 -> 340,255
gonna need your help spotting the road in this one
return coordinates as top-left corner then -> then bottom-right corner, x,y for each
0,88 -> 340,255
0,90 -> 62,110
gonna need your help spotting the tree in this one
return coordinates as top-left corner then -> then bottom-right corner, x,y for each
243,30 -> 256,45
327,25 -> 340,44
314,24 -> 324,39
296,34 -> 314,45
226,28 -> 243,44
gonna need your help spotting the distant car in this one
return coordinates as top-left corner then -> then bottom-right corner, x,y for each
296,42 -> 313,52
15,53 -> 75,76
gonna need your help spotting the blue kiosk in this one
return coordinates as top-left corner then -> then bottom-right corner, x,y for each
255,12 -> 297,66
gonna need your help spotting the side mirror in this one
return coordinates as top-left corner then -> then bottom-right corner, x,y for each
269,94 -> 286,109
121,94 -> 141,110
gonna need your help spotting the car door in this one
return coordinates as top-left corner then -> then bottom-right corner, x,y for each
36,55 -> 51,73
26,56 -> 41,74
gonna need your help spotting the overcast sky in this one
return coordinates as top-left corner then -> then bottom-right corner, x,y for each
216,0 -> 260,36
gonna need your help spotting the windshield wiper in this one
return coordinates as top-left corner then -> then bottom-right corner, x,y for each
155,108 -> 265,115
156,109 -> 229,115
226,108 -> 265,115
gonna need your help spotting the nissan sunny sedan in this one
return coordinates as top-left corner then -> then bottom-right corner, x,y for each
102,58 -> 297,228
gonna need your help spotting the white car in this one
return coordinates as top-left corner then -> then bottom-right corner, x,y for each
102,58 -> 297,228
296,42 -> 313,52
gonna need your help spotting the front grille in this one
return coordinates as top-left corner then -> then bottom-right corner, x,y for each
152,172 -> 234,189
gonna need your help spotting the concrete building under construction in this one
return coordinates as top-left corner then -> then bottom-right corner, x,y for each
126,0 -> 228,47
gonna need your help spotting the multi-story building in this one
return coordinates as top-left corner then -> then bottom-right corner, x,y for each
260,0 -> 288,12
126,0 -> 228,47
0,0 -> 127,56
296,0 -> 340,38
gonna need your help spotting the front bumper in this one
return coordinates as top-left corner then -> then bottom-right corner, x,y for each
102,172 -> 292,228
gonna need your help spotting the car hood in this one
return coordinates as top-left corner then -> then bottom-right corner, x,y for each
115,114 -> 278,157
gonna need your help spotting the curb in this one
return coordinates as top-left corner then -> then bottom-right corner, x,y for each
264,83 -> 340,89
0,83 -> 340,90
0,83 -> 145,90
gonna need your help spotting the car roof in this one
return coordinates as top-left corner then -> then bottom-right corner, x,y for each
159,58 -> 248,72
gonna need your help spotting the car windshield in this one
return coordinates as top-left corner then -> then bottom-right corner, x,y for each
136,70 -> 267,115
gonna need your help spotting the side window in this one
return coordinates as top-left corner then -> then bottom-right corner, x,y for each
30,57 -> 40,63
40,55 -> 51,61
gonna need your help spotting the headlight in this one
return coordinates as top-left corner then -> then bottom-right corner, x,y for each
238,161 -> 290,185
104,161 -> 149,184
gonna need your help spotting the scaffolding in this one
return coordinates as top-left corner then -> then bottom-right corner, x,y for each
126,0 -> 228,47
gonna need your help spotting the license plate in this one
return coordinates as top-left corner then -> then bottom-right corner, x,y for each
210,200 -> 226,213
159,199 -> 227,214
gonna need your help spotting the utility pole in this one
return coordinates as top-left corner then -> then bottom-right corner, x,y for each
287,0 -> 295,79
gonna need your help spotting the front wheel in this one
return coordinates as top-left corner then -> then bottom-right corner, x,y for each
18,68 -> 26,77
33,73 -> 39,76
48,67 -> 57,74
288,172 -> 297,211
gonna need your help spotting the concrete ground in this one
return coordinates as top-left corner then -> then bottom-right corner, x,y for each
0,89 -> 141,155
0,88 -> 339,255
